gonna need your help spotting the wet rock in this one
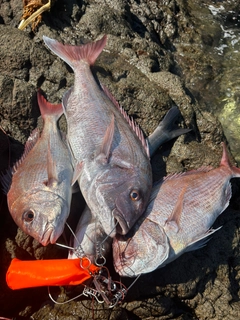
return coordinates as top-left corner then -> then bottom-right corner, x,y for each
0,0 -> 239,319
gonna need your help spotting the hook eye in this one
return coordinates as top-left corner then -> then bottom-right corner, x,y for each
95,255 -> 106,266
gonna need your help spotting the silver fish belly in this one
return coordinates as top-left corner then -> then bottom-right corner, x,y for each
113,143 -> 240,276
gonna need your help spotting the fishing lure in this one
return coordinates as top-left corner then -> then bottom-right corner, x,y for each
6,258 -> 100,290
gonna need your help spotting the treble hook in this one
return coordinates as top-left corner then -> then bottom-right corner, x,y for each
82,285 -> 105,304
108,287 -> 128,308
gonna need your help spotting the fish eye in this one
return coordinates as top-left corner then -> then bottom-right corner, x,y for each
130,190 -> 140,201
23,210 -> 35,223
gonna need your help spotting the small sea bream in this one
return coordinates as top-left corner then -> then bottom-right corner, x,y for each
68,106 -> 190,262
113,143 -> 240,276
43,35 -> 152,237
2,91 -> 73,246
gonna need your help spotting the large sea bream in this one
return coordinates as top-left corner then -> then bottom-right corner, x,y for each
43,35 -> 152,237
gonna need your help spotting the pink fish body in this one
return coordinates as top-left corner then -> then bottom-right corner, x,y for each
4,91 -> 73,246
43,35 -> 152,237
113,143 -> 240,276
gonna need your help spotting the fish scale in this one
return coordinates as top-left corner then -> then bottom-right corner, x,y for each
68,106 -> 191,263
66,85 -> 144,165
44,35 -> 152,237
2,91 -> 73,246
113,143 -> 240,276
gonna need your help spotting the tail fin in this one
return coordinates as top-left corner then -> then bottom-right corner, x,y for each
147,106 -> 191,156
220,142 -> 240,177
37,89 -> 63,122
43,35 -> 107,70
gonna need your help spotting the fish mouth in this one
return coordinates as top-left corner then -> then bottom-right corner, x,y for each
40,226 -> 55,246
113,209 -> 129,235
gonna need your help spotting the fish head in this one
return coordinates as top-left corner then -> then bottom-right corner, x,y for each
96,165 -> 152,236
8,188 -> 70,246
113,220 -> 170,276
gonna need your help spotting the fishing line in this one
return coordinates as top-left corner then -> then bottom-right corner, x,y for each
65,222 -> 81,247
51,219 -> 139,307
48,283 -> 105,305
109,219 -> 119,237
55,242 -> 74,250
92,219 -> 118,266
55,222 -> 81,251
48,285 -> 86,305
66,221 -> 86,258
126,273 -> 141,291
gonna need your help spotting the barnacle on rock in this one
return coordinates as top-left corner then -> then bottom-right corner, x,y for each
18,0 -> 53,31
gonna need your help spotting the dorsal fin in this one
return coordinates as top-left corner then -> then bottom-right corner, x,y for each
0,128 -> 11,193
101,84 -> 150,158
184,166 -> 213,174
12,128 -> 40,174
163,166 -> 213,182
149,181 -> 164,202
0,169 -> 13,194
0,129 -> 40,194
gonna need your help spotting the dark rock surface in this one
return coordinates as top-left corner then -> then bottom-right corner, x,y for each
0,0 -> 239,319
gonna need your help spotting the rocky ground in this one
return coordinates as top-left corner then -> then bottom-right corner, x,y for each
0,0 -> 240,319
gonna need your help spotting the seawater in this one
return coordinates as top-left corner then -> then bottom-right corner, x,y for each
208,4 -> 240,164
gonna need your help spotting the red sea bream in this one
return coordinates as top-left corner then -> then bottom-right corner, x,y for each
67,106 -> 190,262
2,91 -> 73,246
113,143 -> 240,276
43,35 -> 152,237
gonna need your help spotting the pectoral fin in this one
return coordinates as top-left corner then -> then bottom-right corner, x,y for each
46,142 -> 58,187
185,227 -> 222,253
71,182 -> 80,193
165,185 -> 187,232
71,161 -> 83,186
95,115 -> 115,164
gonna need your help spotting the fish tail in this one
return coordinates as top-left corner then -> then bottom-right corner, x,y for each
221,142 -> 240,177
37,89 -> 63,121
43,35 -> 107,70
147,106 -> 191,156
